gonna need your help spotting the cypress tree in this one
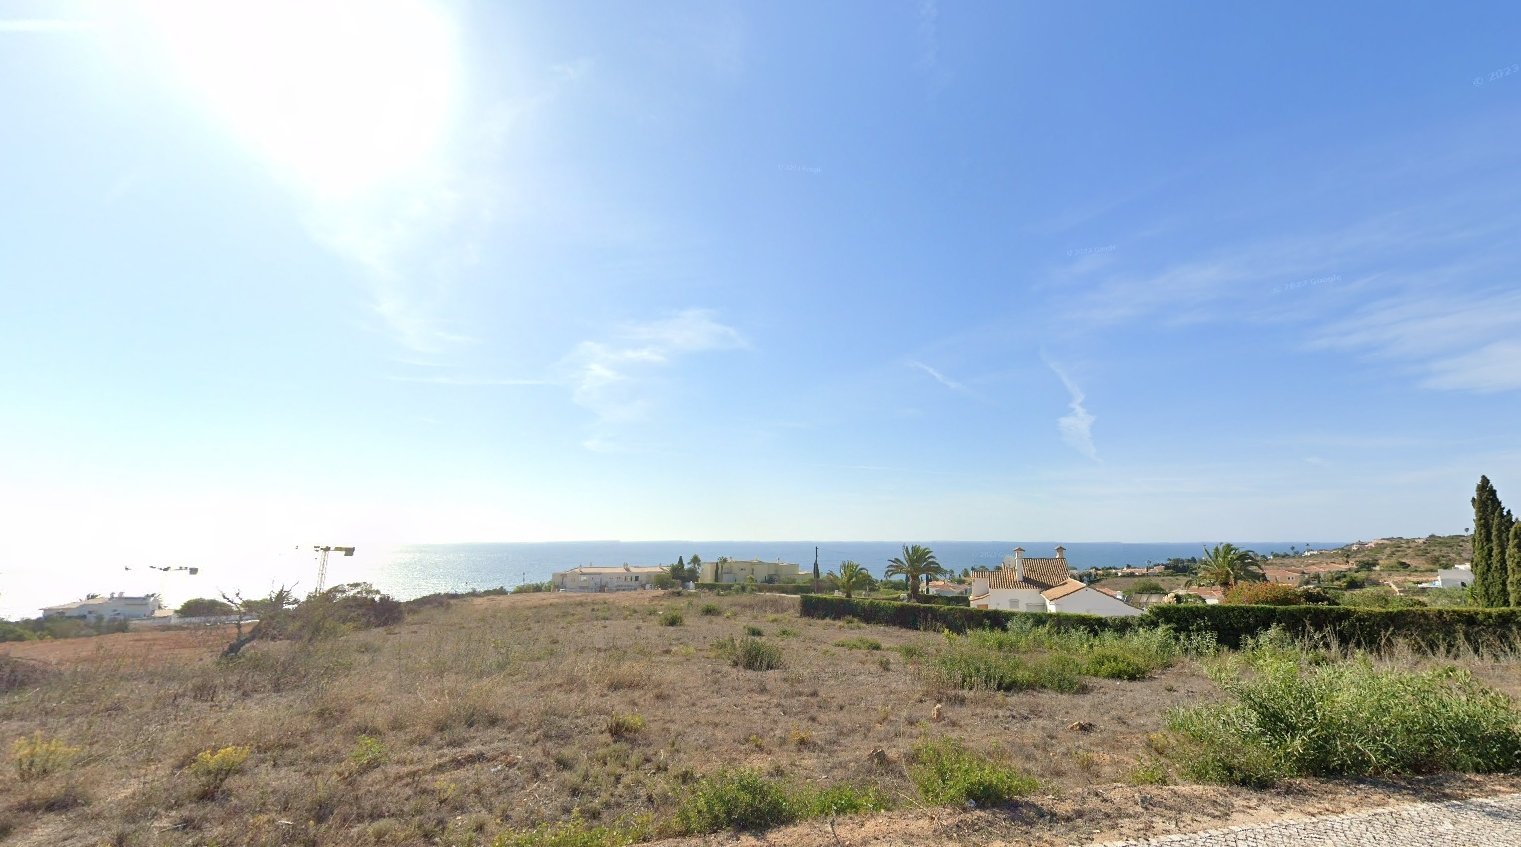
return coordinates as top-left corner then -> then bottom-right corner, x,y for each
1508,523 -> 1521,607
1495,506 -> 1515,606
1472,476 -> 1496,606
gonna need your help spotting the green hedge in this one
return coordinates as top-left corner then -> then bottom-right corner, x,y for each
917,594 -> 972,607
798,595 -> 1133,635
1145,604 -> 1521,651
801,595 -> 1521,653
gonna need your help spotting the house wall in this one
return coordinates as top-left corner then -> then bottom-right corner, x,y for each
700,561 -> 805,584
44,597 -> 161,620
1048,588 -> 1143,617
973,588 -> 1046,612
1435,567 -> 1474,588
552,570 -> 662,592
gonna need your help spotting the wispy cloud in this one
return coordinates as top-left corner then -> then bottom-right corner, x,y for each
1044,357 -> 1099,462
563,309 -> 747,435
907,360 -> 970,394
1310,287 -> 1521,393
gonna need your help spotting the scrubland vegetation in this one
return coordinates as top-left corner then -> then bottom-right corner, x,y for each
3,588 -> 1521,847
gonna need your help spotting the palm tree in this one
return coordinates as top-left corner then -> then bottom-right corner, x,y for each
835,561 -> 873,598
885,544 -> 943,602
1190,543 -> 1265,588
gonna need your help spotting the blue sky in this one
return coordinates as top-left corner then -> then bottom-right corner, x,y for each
4,0 -> 1521,577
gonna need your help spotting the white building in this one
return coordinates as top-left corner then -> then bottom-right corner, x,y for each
969,547 -> 1143,618
551,564 -> 668,592
1429,564 -> 1474,589
41,593 -> 163,621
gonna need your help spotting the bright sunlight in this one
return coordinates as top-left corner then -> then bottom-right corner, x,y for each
141,0 -> 461,199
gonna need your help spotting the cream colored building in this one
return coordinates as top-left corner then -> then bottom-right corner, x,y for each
552,565 -> 668,592
700,559 -> 807,585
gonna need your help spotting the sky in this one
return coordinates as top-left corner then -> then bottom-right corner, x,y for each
4,1 -> 1521,591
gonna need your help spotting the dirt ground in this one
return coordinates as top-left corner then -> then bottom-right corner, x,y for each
2,590 -> 1518,847
0,625 -> 237,667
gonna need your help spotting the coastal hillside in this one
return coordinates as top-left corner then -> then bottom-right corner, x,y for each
4,589 -> 1520,846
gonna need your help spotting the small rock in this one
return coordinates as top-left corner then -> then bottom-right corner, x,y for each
1067,720 -> 1095,732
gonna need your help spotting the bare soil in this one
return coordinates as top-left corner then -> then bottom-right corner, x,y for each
1,590 -> 1517,847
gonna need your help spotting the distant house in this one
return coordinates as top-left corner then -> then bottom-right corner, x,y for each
1429,564 -> 1474,589
969,547 -> 1143,618
551,565 -> 667,592
926,580 -> 970,597
41,593 -> 162,622
699,559 -> 807,585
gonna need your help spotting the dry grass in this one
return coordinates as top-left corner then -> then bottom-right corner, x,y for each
3,590 -> 1519,847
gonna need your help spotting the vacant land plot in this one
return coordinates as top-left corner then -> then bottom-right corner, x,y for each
2,591 -> 1519,847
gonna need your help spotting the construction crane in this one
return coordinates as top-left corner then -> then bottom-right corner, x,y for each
311,546 -> 355,593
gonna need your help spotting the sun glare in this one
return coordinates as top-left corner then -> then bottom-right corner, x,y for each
142,0 -> 460,198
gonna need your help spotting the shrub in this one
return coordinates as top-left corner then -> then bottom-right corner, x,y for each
658,609 -> 684,627
11,732 -> 80,782
511,582 -> 555,594
674,770 -> 793,832
1167,653 -> 1521,786
699,604 -> 722,617
744,625 -> 765,637
346,735 -> 387,775
1144,604 -> 1521,652
1223,583 -> 1303,606
800,595 -> 1135,636
714,636 -> 783,671
672,770 -> 888,834
495,811 -> 651,847
1130,579 -> 1167,595
605,713 -> 646,740
909,739 -> 1037,806
176,597 -> 235,617
835,637 -> 883,651
187,745 -> 251,797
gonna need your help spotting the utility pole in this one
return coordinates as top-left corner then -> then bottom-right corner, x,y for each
311,546 -> 355,594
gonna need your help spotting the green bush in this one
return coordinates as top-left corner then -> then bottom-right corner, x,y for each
699,604 -> 722,617
658,609 -> 684,627
743,625 -> 765,637
1168,651 -> 1521,786
673,770 -> 889,833
176,597 -> 235,617
494,811 -> 650,847
1223,583 -> 1303,606
346,735 -> 387,774
909,739 -> 1037,806
715,636 -> 782,671
924,624 -> 1181,692
511,582 -> 555,594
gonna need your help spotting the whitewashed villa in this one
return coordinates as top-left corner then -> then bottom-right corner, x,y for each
969,547 -> 1142,617
551,565 -> 668,592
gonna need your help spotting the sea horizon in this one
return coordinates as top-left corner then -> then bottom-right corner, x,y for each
1,538 -> 1351,620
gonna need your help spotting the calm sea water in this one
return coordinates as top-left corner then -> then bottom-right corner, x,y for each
3,539 -> 1345,620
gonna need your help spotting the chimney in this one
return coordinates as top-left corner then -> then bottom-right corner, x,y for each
1055,545 -> 1066,560
1013,547 -> 1025,582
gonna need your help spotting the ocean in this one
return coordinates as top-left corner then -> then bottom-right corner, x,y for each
3,539 -> 1346,620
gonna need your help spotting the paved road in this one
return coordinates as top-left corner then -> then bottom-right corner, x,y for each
1085,793 -> 1521,846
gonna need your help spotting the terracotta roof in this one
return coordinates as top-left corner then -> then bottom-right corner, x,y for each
1040,579 -> 1089,601
972,557 -> 1070,592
